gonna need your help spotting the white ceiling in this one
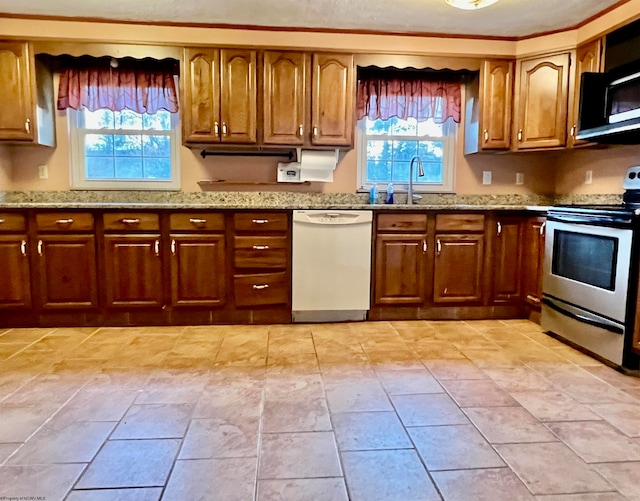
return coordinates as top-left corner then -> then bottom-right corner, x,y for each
0,0 -> 625,38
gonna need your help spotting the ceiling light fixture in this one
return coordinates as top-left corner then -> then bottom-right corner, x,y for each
444,0 -> 499,10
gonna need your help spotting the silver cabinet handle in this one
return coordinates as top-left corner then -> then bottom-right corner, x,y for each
55,218 -> 74,225
121,218 -> 140,225
483,129 -> 489,142
171,239 -> 176,255
189,218 -> 207,226
298,124 -> 304,137
25,118 -> 31,133
0,218 -> 5,225
497,221 -> 502,236
252,245 -> 269,250
313,126 -> 318,137
252,219 -> 268,224
252,284 -> 269,290
570,125 -> 577,137
517,129 -> 523,142
422,240 -> 427,253
222,123 -> 228,136
436,239 -> 442,254
37,240 -> 43,256
21,240 -> 27,257
214,122 -> 220,135
154,240 -> 160,257
540,221 -> 546,236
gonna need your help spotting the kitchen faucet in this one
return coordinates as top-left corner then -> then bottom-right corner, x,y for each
407,156 -> 424,205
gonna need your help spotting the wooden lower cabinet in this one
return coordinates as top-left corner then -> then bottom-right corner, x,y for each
104,234 -> 163,308
0,234 -> 31,309
433,234 -> 484,304
170,234 -> 226,307
522,216 -> 546,308
491,217 -> 523,304
374,234 -> 426,305
36,234 -> 98,309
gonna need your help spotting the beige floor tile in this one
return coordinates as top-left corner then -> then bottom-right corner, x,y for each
594,462 -> 640,500
495,442 -> 614,495
509,390 -> 602,422
193,381 -> 263,420
409,423 -> 505,471
268,334 -> 316,356
536,494 -> 628,501
366,350 -> 425,371
266,352 -> 320,373
375,369 -> 443,395
68,342 -> 127,360
0,372 -> 37,401
548,421 -> 640,463
441,379 -> 518,407
0,443 -> 20,463
53,388 -> 138,423
325,380 -> 393,413
483,366 -> 557,392
259,432 -> 341,479
0,328 -> 54,343
168,339 -> 222,358
462,348 -> 525,368
135,372 -> 208,405
258,478 -> 348,501
424,359 -> 489,380
583,366 -> 640,389
0,404 -> 57,442
110,403 -> 193,439
66,487 -> 163,501
588,402 -> 640,436
163,457 -> 257,501
0,343 -> 29,361
263,397 -> 332,432
411,340 -> 466,359
265,373 -> 324,400
342,449 -> 440,501
391,393 -> 469,427
179,417 -> 260,459
0,463 -> 86,499
2,373 -> 88,406
333,411 -> 411,451
8,421 -> 116,465
431,467 -> 535,501
76,439 -> 180,489
464,406 -> 558,443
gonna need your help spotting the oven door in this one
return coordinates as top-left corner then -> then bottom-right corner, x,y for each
543,220 -> 632,323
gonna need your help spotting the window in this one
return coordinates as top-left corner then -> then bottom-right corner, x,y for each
69,108 -> 180,190
357,115 -> 456,193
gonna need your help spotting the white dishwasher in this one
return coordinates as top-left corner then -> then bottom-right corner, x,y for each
292,210 -> 372,323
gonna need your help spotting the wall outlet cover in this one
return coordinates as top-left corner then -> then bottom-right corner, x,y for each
516,172 -> 524,185
38,165 -> 48,179
585,170 -> 593,184
482,171 -> 492,185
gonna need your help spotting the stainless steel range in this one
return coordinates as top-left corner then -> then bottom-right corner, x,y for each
541,167 -> 640,370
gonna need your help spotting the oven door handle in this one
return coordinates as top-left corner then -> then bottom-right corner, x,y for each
542,297 -> 624,335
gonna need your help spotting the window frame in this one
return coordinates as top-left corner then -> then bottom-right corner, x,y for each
356,117 -> 457,194
68,108 -> 181,191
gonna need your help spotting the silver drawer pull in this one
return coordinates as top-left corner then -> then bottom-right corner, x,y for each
55,218 -> 74,225
252,219 -> 269,224
21,240 -> 27,257
171,239 -> 176,255
252,245 -> 269,250
0,218 -> 5,225
121,218 -> 140,225
37,240 -> 43,256
436,239 -> 442,254
497,221 -> 502,236
252,284 -> 270,290
190,218 -> 207,226
539,221 -> 546,236
154,240 -> 160,257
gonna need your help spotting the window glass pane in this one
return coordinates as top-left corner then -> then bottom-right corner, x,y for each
144,158 -> 172,179
367,139 -> 393,162
422,162 -> 443,182
82,109 -> 115,130
365,118 -> 390,135
85,134 -> 114,156
114,135 -> 143,157
143,135 -> 171,156
86,157 -> 115,179
392,140 -> 419,161
417,119 -> 444,137
390,117 -> 417,136
114,110 -> 143,130
115,157 -> 144,178
143,110 -> 172,131
366,160 -> 392,183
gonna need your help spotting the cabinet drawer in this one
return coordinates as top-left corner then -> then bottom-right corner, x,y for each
170,213 -> 225,231
435,214 -> 485,232
0,213 -> 26,232
377,213 -> 427,232
234,212 -> 288,232
234,236 -> 288,269
36,212 -> 94,232
234,272 -> 289,307
103,213 -> 160,232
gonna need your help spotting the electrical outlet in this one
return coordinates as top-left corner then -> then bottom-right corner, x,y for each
482,171 -> 492,185
516,172 -> 524,185
585,170 -> 593,185
38,165 -> 48,179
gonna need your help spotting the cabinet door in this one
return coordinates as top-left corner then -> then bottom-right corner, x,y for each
0,235 -> 31,309
374,234 -> 427,305
104,234 -> 163,308
311,53 -> 354,146
522,217 -> 546,308
491,218 -> 523,304
434,234 -> 484,304
480,60 -> 513,150
220,49 -> 257,144
0,42 -> 33,141
170,234 -> 226,307
182,48 -> 220,143
263,51 -> 306,145
36,235 -> 98,309
513,53 -> 570,150
568,40 -> 602,148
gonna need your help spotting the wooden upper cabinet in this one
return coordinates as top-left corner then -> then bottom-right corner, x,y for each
0,42 -> 32,142
182,48 -> 256,144
568,40 -> 602,148
263,51 -> 306,145
311,53 -> 354,146
513,52 -> 571,150
480,60 -> 513,150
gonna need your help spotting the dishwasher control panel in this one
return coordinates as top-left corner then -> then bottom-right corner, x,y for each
293,210 -> 372,225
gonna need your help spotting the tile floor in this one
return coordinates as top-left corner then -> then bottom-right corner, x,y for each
1,319 -> 640,500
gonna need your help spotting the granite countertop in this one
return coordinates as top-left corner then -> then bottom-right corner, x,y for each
0,191 -> 621,211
